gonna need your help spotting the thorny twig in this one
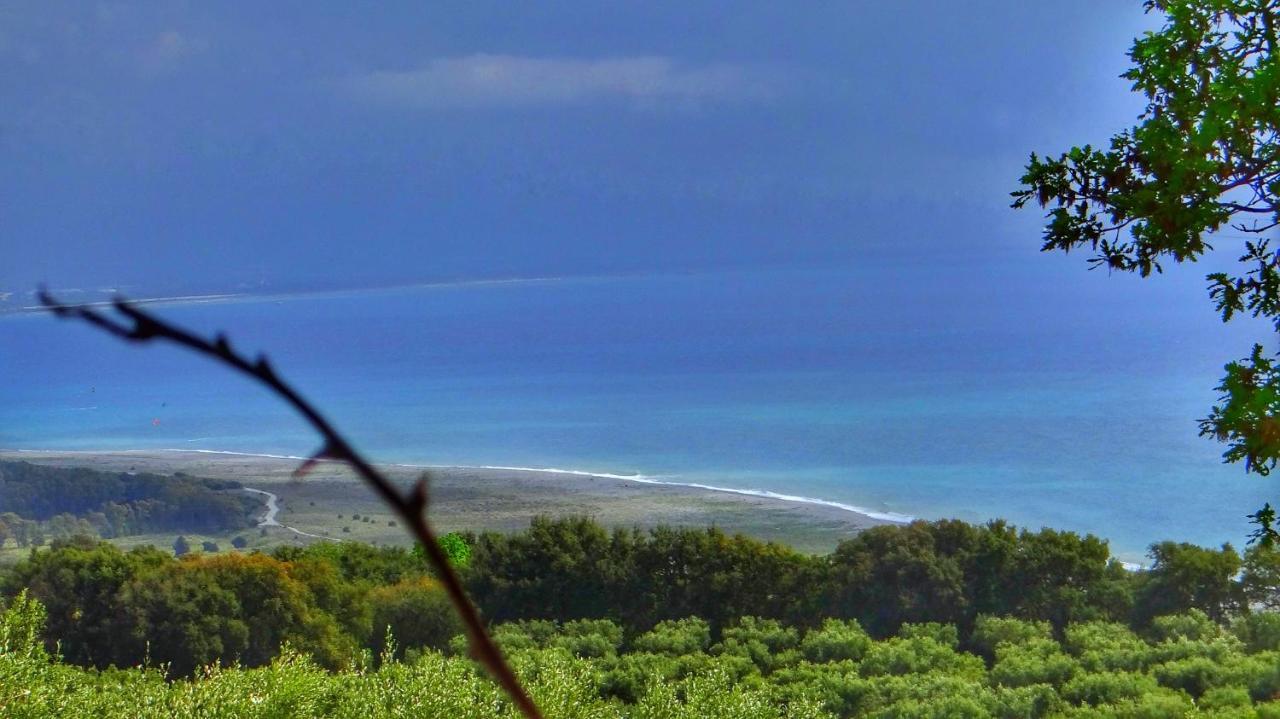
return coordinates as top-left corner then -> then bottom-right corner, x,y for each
38,289 -> 543,719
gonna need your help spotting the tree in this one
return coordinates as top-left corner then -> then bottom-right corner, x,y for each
2,539 -> 168,667
120,552 -> 354,676
1133,541 -> 1242,625
0,512 -> 26,547
173,535 -> 190,557
366,577 -> 462,662
1240,541 -> 1280,609
1012,0 -> 1280,542
231,535 -> 248,550
201,541 -> 219,553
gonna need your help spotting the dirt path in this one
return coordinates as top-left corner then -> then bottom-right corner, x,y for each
243,487 -> 335,541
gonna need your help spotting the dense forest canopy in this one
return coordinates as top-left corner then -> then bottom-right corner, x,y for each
2,517 -> 1277,679
0,460 -> 257,543
2,518 -> 1280,717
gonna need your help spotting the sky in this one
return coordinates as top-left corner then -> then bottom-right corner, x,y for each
2,2 -> 1161,298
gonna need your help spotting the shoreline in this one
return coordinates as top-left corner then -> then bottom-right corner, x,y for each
158,448 -> 915,524
1,446 -> 914,524
0,448 -> 895,554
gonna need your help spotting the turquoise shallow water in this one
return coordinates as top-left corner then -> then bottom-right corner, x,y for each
0,266 -> 1272,563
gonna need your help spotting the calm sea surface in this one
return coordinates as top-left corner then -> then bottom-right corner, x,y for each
1,266 -> 1272,562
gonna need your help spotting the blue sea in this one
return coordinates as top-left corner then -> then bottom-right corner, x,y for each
1,265 -> 1272,563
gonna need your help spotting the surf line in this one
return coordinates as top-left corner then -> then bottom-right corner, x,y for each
242,487 -> 336,542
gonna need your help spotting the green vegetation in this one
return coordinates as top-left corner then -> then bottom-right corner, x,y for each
4,584 -> 1280,717
0,517 -> 1278,716
0,460 -> 257,545
465,517 -> 1272,636
1012,0 -> 1280,540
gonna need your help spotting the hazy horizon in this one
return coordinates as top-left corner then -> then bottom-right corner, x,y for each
6,3 -> 1158,295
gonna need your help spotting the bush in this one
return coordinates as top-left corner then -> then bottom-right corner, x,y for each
1150,609 -> 1222,643
548,619 -> 623,659
801,618 -> 872,663
990,639 -> 1079,688
1151,655 -> 1231,698
713,617 -> 800,673
898,622 -> 959,649
1064,621 -> 1152,672
1061,671 -> 1160,706
970,615 -> 1053,660
1200,685 -> 1253,710
858,636 -> 985,679
632,617 -> 712,656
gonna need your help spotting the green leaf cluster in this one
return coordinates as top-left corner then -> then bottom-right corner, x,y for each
1011,0 -> 1280,541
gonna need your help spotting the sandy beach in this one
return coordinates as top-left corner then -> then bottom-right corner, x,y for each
0,449 -> 891,554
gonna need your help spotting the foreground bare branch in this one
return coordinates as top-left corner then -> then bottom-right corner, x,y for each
38,289 -> 542,719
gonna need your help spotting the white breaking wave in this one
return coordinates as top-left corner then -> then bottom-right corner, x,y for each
12,447 -> 913,524
166,448 -> 311,461
632,478 -> 915,523
0,447 -> 1150,567
408,463 -> 913,523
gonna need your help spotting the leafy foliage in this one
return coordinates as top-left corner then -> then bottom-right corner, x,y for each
5,592 -> 1280,718
415,531 -> 472,569
0,515 -> 1279,716
0,460 -> 256,544
1011,0 -> 1280,541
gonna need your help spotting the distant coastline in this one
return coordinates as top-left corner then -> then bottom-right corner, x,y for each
0,448 -> 1153,568
0,448 -> 895,554
163,448 -> 917,524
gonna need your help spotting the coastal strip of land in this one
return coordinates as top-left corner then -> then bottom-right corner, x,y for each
0,450 -> 891,554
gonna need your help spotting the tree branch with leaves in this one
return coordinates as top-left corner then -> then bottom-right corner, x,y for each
1012,0 -> 1280,544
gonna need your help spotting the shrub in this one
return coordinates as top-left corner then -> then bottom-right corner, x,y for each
548,620 -> 623,659
991,639 -> 1079,688
1064,621 -> 1151,672
632,617 -> 712,656
1150,610 -> 1222,643
801,618 -> 872,663
858,636 -> 985,679
1151,655 -> 1231,698
898,622 -> 959,649
970,615 -> 1053,660
1061,671 -> 1160,706
1200,685 -> 1253,710
713,617 -> 801,673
